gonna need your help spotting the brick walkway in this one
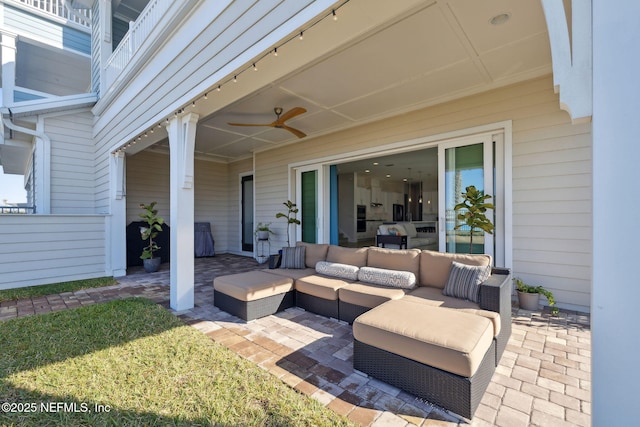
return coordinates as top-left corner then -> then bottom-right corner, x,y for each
1,254 -> 591,426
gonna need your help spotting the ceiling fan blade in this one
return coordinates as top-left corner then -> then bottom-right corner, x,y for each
275,107 -> 307,125
227,122 -> 275,127
282,125 -> 306,138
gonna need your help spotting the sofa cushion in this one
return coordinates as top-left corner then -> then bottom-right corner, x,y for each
213,271 -> 294,302
295,275 -> 352,300
265,268 -> 316,280
281,246 -> 306,269
296,242 -> 330,268
326,245 -> 368,267
402,222 -> 418,238
353,298 -> 494,377
367,247 -> 421,284
315,261 -> 360,281
419,250 -> 492,289
339,283 -> 407,309
403,287 -> 500,337
442,261 -> 492,303
358,266 -> 416,290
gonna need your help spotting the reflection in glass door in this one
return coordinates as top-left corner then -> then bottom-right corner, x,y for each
241,175 -> 254,252
439,139 -> 494,256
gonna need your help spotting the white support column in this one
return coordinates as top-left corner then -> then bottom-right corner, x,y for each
98,0 -> 112,93
592,0 -> 640,422
108,151 -> 127,277
166,112 -> 199,311
1,31 -> 16,107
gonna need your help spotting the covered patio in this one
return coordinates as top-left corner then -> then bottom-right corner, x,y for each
3,254 -> 591,426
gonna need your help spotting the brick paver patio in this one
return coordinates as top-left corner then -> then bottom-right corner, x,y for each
0,254 -> 591,426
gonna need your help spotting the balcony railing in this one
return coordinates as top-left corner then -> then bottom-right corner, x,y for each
0,205 -> 36,214
11,0 -> 91,28
104,0 -> 171,88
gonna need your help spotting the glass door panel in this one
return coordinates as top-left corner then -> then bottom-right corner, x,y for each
241,175 -> 254,252
301,170 -> 318,243
439,139 -> 494,256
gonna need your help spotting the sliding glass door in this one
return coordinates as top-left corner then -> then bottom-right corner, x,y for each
438,136 -> 495,257
241,174 -> 254,252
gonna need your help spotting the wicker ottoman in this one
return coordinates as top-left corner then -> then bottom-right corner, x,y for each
352,299 -> 496,419
213,271 -> 294,321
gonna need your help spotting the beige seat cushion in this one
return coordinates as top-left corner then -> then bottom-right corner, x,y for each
339,283 -> 407,309
353,299 -> 493,377
214,271 -> 294,302
264,268 -> 316,280
419,251 -> 492,289
403,286 -> 501,337
295,274 -> 353,300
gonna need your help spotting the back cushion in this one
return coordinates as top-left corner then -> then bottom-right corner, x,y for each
402,222 -> 418,238
366,247 -> 421,284
419,250 -> 492,289
296,242 -> 329,268
326,246 -> 368,267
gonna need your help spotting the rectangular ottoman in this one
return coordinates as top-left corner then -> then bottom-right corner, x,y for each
213,271 -> 294,321
352,299 -> 496,419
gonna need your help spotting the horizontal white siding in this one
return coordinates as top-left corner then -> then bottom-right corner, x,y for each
45,110 -> 96,214
92,0 -> 334,213
0,214 -> 106,289
125,151 -> 232,253
254,76 -> 592,311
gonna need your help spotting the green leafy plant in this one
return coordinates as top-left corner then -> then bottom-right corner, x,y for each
139,202 -> 165,260
255,222 -> 273,233
453,185 -> 495,253
514,277 -> 558,316
275,200 -> 301,247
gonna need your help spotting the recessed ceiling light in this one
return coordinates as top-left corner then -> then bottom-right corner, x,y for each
373,162 -> 379,166
386,174 -> 391,178
489,12 -> 510,26
365,169 -> 370,173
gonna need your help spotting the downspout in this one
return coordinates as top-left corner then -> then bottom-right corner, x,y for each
1,109 -> 51,213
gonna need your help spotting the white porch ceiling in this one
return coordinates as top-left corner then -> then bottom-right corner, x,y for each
185,0 -> 552,168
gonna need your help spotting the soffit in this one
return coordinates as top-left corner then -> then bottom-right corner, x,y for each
153,0 -> 551,170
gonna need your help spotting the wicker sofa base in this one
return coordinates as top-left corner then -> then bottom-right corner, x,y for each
295,291 -> 340,319
213,289 -> 295,321
338,300 -> 372,324
353,339 -> 496,419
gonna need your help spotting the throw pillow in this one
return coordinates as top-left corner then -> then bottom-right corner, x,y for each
357,266 -> 416,290
442,261 -> 492,303
280,246 -> 306,269
315,261 -> 359,280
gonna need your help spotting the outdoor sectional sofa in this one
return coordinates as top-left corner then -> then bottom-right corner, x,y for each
213,242 -> 511,419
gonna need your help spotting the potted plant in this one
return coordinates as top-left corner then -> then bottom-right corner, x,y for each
514,277 -> 558,315
453,185 -> 495,254
139,201 -> 165,273
275,200 -> 301,247
255,222 -> 273,241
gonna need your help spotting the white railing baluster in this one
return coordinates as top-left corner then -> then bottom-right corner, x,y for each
104,0 -> 173,89
12,0 -> 91,28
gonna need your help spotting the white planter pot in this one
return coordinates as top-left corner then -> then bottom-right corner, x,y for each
257,231 -> 270,240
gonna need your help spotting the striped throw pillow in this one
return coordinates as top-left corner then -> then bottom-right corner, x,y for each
280,246 -> 306,269
442,261 -> 491,303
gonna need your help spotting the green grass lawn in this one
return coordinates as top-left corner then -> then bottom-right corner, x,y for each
0,298 -> 354,426
0,277 -> 117,302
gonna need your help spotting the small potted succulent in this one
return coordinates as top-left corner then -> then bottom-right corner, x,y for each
514,277 -> 558,315
139,201 -> 165,273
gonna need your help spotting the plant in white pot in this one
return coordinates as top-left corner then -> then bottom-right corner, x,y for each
139,201 -> 165,273
255,222 -> 273,241
514,277 -> 558,315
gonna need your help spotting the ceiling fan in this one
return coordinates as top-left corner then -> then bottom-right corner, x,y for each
228,107 -> 307,138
